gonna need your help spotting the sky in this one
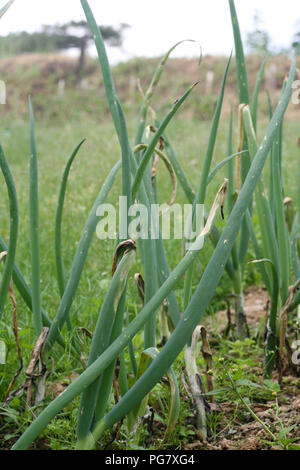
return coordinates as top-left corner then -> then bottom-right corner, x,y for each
0,0 -> 299,63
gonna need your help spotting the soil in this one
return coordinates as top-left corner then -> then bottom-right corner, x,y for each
2,286 -> 299,450
204,285 -> 269,334
183,392 -> 300,450
184,286 -> 300,450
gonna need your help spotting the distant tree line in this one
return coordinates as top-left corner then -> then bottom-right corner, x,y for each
292,33 -> 300,55
0,21 -> 129,82
246,10 -> 300,56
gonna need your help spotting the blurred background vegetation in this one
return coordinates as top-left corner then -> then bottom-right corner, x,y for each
0,12 -> 298,124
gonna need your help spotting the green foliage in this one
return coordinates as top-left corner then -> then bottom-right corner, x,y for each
0,0 -> 298,452
246,11 -> 271,56
292,32 -> 300,55
0,22 -> 126,58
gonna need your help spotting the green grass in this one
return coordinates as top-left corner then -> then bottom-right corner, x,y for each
0,0 -> 299,450
0,112 -> 298,330
0,109 -> 299,448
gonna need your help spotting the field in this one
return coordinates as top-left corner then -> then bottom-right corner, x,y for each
0,0 -> 300,452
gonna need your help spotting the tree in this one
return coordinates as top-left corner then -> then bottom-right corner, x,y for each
246,10 -> 271,56
291,18 -> 300,54
0,21 -> 129,82
292,35 -> 300,55
42,21 -> 129,82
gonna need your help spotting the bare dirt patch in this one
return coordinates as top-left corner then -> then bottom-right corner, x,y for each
205,285 -> 269,335
183,285 -> 300,450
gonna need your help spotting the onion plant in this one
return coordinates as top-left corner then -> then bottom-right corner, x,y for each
0,0 -> 298,450
241,95 -> 300,378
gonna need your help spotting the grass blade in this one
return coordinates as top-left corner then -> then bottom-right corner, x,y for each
183,55 -> 231,309
160,128 -> 195,203
0,234 -> 65,347
249,259 -> 279,377
116,98 -> 132,211
251,59 -> 267,131
77,246 -> 136,443
227,108 -> 235,214
81,0 -> 121,138
55,140 -> 85,298
135,39 -> 198,146
229,0 -> 250,105
245,210 -> 271,293
0,0 -> 14,18
12,178 -> 229,449
229,0 -> 251,270
131,82 -> 199,201
87,57 -> 296,443
196,54 -> 232,204
290,215 -> 300,282
0,145 -> 18,318
242,106 -> 280,269
93,291 -> 129,423
45,160 -> 121,350
271,98 -> 290,302
207,150 -> 245,185
28,97 -> 42,337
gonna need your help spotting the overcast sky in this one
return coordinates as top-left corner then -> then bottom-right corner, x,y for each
1,0 -> 299,62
